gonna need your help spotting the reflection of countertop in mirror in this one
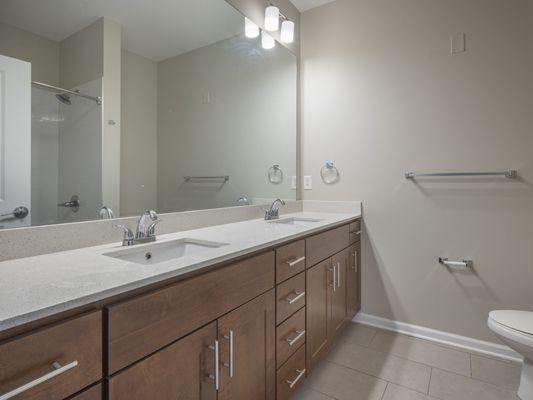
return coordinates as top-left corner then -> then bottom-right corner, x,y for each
0,205 -> 361,332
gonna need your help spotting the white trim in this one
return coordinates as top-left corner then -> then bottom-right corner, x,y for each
353,313 -> 523,363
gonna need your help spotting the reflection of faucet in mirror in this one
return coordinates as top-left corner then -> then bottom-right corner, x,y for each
265,199 -> 286,220
237,195 -> 250,206
99,206 -> 114,219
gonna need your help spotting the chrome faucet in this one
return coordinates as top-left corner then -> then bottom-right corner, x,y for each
115,210 -> 161,246
265,198 -> 286,220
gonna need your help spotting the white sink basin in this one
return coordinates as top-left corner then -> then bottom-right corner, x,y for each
269,217 -> 323,226
104,238 -> 228,265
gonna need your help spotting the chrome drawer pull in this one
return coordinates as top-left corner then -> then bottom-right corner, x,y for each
286,291 -> 305,305
208,340 -> 220,390
285,256 -> 305,267
223,330 -> 234,378
285,330 -> 305,346
286,369 -> 306,388
0,360 -> 78,400
350,230 -> 361,235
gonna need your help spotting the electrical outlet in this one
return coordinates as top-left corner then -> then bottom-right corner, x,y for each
304,175 -> 312,190
291,176 -> 297,190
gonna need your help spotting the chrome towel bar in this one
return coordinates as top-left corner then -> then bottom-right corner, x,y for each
405,170 -> 517,179
439,257 -> 473,268
184,176 -> 229,182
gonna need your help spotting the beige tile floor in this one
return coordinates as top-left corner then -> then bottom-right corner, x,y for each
292,323 -> 522,400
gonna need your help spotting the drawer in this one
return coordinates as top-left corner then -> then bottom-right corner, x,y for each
277,307 -> 306,368
276,240 -> 306,284
349,219 -> 361,244
277,345 -> 306,400
276,271 -> 306,324
0,312 -> 102,400
107,251 -> 275,374
70,384 -> 102,400
306,224 -> 350,267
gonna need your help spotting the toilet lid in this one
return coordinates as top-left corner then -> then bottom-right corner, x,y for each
489,310 -> 533,336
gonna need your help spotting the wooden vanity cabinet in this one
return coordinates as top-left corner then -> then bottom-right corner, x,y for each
346,241 -> 361,319
330,248 -> 349,339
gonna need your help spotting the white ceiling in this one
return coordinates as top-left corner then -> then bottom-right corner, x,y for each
290,0 -> 337,12
0,0 -> 244,61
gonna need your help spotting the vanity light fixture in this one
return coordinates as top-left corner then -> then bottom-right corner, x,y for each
264,5 -> 280,31
244,17 -> 260,38
261,30 -> 276,49
280,20 -> 294,43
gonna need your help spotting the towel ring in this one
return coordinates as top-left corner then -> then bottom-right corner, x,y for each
320,161 -> 340,184
268,165 -> 283,184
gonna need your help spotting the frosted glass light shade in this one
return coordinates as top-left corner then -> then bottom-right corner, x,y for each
244,17 -> 259,38
264,6 -> 280,31
261,31 -> 276,49
280,20 -> 294,43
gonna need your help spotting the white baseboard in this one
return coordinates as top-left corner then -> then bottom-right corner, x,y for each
353,313 -> 523,363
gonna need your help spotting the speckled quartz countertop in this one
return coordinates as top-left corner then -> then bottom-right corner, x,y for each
0,210 -> 361,332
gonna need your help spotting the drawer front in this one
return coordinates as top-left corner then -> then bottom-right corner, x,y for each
277,345 -> 306,400
306,224 -> 350,267
349,219 -> 361,244
70,384 -> 102,400
276,240 -> 306,284
276,307 -> 306,368
276,271 -> 306,324
0,312 -> 102,400
107,251 -> 275,374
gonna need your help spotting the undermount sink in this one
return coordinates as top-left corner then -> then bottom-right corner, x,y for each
269,217 -> 323,226
104,238 -> 228,265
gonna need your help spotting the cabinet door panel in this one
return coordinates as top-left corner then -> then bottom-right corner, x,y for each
306,259 -> 331,372
108,322 -> 217,400
218,290 -> 276,400
346,243 -> 360,319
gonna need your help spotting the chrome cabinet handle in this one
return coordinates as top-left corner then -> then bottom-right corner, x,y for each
329,265 -> 337,292
0,360 -> 78,400
286,291 -> 305,305
337,262 -> 341,289
350,230 -> 362,235
223,330 -> 234,378
285,256 -> 305,267
285,330 -> 305,347
208,340 -> 220,390
286,369 -> 306,388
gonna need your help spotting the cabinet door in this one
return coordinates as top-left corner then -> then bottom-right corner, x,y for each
346,243 -> 359,319
306,259 -> 332,371
108,322 -> 217,400
218,290 -> 276,400
330,250 -> 348,340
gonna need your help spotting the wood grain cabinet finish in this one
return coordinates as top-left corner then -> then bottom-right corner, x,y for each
108,322 -> 217,400
276,345 -> 306,400
218,290 -> 276,400
106,251 -> 275,374
0,312 -> 102,400
276,240 -> 306,284
276,271 -> 305,324
330,249 -> 349,339
306,225 -> 350,267
349,220 -> 361,244
69,384 -> 102,400
346,242 -> 361,319
276,307 -> 306,368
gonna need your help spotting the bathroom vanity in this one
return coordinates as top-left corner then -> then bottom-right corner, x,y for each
0,212 -> 361,400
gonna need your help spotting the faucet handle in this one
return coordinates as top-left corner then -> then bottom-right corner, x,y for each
147,219 -> 161,237
143,209 -> 158,221
115,224 -> 135,246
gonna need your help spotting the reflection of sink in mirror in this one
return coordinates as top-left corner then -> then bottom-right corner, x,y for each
270,217 -> 324,226
104,238 -> 228,265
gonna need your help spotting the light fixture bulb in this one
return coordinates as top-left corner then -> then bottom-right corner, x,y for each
280,20 -> 294,43
244,17 -> 259,38
264,5 -> 280,32
261,30 -> 276,49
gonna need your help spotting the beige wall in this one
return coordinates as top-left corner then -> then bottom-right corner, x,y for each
301,0 -> 533,342
120,50 -> 158,216
0,22 -> 59,85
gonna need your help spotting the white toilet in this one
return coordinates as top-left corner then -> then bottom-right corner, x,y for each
488,310 -> 533,400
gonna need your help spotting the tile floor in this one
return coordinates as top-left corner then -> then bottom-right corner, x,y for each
292,323 -> 522,400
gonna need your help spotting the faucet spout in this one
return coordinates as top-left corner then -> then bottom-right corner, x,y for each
136,210 -> 159,242
265,198 -> 286,220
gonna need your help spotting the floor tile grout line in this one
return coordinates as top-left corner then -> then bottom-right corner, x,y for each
304,384 -> 340,400
380,382 -> 389,400
428,366 -> 433,395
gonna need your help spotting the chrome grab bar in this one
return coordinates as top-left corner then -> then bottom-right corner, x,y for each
285,330 -> 305,347
208,341 -> 220,390
285,291 -> 305,305
286,369 -> 306,388
0,360 -> 78,400
285,256 -> 305,267
223,330 -> 234,378
439,257 -> 473,268
405,170 -> 517,179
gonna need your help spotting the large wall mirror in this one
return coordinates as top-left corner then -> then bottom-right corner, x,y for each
0,0 -> 297,229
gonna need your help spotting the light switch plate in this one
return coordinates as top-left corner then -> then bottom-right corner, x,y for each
291,176 -> 297,190
304,175 -> 312,190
